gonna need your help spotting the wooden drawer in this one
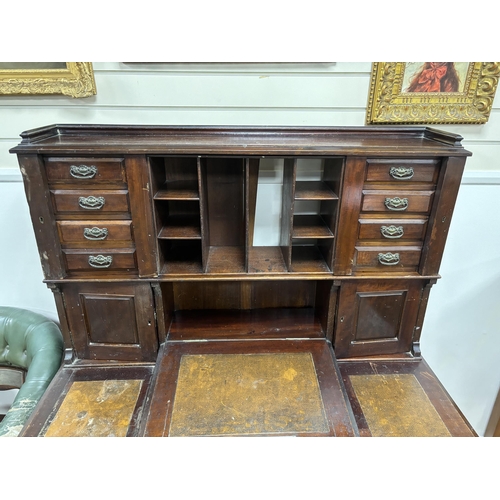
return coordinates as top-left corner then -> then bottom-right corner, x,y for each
361,190 -> 434,214
366,159 -> 439,183
45,157 -> 126,184
63,249 -> 137,272
358,218 -> 427,241
56,220 -> 133,247
354,245 -> 422,271
51,189 -> 130,215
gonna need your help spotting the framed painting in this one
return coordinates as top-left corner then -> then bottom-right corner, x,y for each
0,62 -> 96,98
366,62 -> 500,124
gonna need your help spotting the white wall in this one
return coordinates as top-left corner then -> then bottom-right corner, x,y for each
1,62 -> 499,435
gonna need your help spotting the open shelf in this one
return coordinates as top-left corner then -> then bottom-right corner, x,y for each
158,279 -> 335,341
168,308 -> 325,340
157,215 -> 201,239
247,247 -> 288,274
159,240 -> 203,274
205,246 -> 246,274
295,181 -> 339,200
150,155 -> 344,276
292,215 -> 334,239
290,245 -> 332,273
154,180 -> 200,201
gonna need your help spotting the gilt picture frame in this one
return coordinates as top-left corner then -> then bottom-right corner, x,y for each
0,62 -> 96,98
366,62 -> 500,124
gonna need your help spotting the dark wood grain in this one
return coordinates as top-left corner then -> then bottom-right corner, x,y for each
168,308 -> 325,340
125,155 -> 159,278
411,279 -> 437,356
17,154 -> 66,279
338,359 -> 476,437
353,245 -> 422,272
204,158 -> 245,247
62,248 -> 136,273
61,282 -> 158,361
245,158 -> 259,252
44,157 -> 126,185
20,364 -> 155,437
358,217 -> 428,241
365,158 -> 439,183
292,215 -> 334,238
361,190 -> 434,214
334,279 -> 426,358
56,220 -> 133,247
332,156 -> 366,275
280,158 -> 296,270
295,181 -> 338,200
419,156 -> 467,276
11,125 -> 472,436
142,340 -> 356,437
11,125 -> 471,157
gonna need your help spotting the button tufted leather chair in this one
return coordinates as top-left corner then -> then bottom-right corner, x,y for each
0,307 -> 64,437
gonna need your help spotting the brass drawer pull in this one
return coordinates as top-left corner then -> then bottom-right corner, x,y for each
378,252 -> 400,266
78,195 -> 105,210
84,227 -> 108,240
380,225 -> 404,239
88,255 -> 112,268
70,165 -> 97,179
384,197 -> 408,211
390,166 -> 414,180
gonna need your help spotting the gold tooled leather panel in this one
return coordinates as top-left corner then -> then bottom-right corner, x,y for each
169,353 -> 329,436
350,374 -> 451,437
44,379 -> 142,437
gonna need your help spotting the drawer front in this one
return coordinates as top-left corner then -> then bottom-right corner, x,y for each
63,249 -> 137,272
45,157 -> 126,184
358,218 -> 427,241
51,190 -> 130,215
366,159 -> 439,183
354,245 -> 422,271
361,190 -> 434,214
57,220 -> 133,246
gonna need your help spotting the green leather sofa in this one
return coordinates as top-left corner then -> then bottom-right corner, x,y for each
0,307 -> 64,437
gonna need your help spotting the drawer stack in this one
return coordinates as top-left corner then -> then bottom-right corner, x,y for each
354,158 -> 439,273
45,157 -> 138,276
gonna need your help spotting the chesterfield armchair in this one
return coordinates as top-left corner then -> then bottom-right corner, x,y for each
0,307 -> 64,437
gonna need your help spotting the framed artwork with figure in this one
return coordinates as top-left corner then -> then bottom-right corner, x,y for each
366,62 -> 499,124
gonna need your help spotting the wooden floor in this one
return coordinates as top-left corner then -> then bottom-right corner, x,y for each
19,340 -> 476,437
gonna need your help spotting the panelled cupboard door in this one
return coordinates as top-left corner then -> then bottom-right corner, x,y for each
62,282 -> 158,361
334,280 -> 424,358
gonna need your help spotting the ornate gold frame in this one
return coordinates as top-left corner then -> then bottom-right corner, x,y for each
366,62 -> 500,124
0,62 -> 96,98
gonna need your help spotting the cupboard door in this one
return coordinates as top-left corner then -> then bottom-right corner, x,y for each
334,280 -> 423,358
62,283 -> 158,361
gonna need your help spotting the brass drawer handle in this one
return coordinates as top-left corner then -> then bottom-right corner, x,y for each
84,227 -> 108,240
78,195 -> 105,210
88,255 -> 113,268
384,197 -> 408,211
378,252 -> 400,266
70,165 -> 97,179
390,166 -> 414,180
381,225 -> 404,239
